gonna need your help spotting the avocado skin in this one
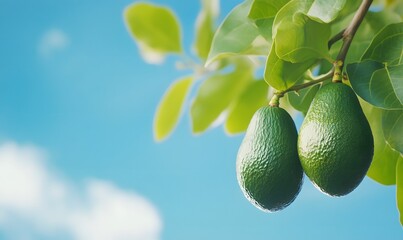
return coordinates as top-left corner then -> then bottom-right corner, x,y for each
298,83 -> 374,197
237,106 -> 303,212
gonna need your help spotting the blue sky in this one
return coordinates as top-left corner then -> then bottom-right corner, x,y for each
0,0 -> 402,239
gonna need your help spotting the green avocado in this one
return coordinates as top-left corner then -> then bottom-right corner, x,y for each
237,106 -> 303,212
298,83 -> 374,197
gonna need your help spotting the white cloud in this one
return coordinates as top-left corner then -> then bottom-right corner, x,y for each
69,180 -> 162,240
38,29 -> 70,57
0,142 -> 162,240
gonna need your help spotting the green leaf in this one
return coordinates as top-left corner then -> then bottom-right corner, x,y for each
248,0 -> 290,20
356,9 -> 401,62
272,0 -> 314,38
387,64 -> 403,103
397,157 -> 403,225
271,0 -> 331,63
363,11 -> 402,40
329,10 -> 401,63
362,22 -> 403,65
265,42 -> 315,91
288,84 -> 320,115
382,110 -> 403,153
361,102 -> 401,185
275,12 -> 331,63
346,60 -> 403,110
255,18 -> 275,43
335,0 -> 360,22
307,0 -> 346,23
393,1 -> 403,19
194,0 -> 219,60
124,3 -> 182,64
191,59 -> 253,133
225,80 -> 269,134
154,76 -> 193,141
206,1 -> 270,66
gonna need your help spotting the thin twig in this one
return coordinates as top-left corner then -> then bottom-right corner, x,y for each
275,69 -> 334,97
328,28 -> 345,49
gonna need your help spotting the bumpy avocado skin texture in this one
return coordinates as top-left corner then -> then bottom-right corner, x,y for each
298,83 -> 374,197
237,106 -> 303,212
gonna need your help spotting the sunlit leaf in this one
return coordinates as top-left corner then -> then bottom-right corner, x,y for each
255,18 -> 275,42
307,0 -> 346,23
335,0 -> 360,22
288,84 -> 320,115
154,77 -> 193,141
397,157 -> 403,225
191,59 -> 253,133
272,0 -> 313,38
382,110 -> 403,153
194,0 -> 219,60
361,102 -> 401,185
225,80 -> 269,134
206,1 -> 270,66
392,1 -> 403,18
346,60 -> 403,110
275,12 -> 331,63
265,42 -> 315,91
124,3 -> 182,64
248,0 -> 290,20
362,22 -> 403,65
271,0 -> 331,63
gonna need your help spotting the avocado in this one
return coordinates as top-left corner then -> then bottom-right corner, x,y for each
298,82 -> 374,196
237,106 -> 303,212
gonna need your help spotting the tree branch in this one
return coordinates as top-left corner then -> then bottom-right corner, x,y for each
336,0 -> 373,69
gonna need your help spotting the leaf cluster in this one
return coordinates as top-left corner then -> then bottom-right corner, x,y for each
124,0 -> 403,225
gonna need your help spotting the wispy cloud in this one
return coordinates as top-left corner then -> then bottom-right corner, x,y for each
0,142 -> 162,240
38,29 -> 70,57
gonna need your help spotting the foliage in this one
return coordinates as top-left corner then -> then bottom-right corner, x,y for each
124,0 -> 403,226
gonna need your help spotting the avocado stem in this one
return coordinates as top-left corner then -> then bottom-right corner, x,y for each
332,60 -> 343,83
269,94 -> 281,107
